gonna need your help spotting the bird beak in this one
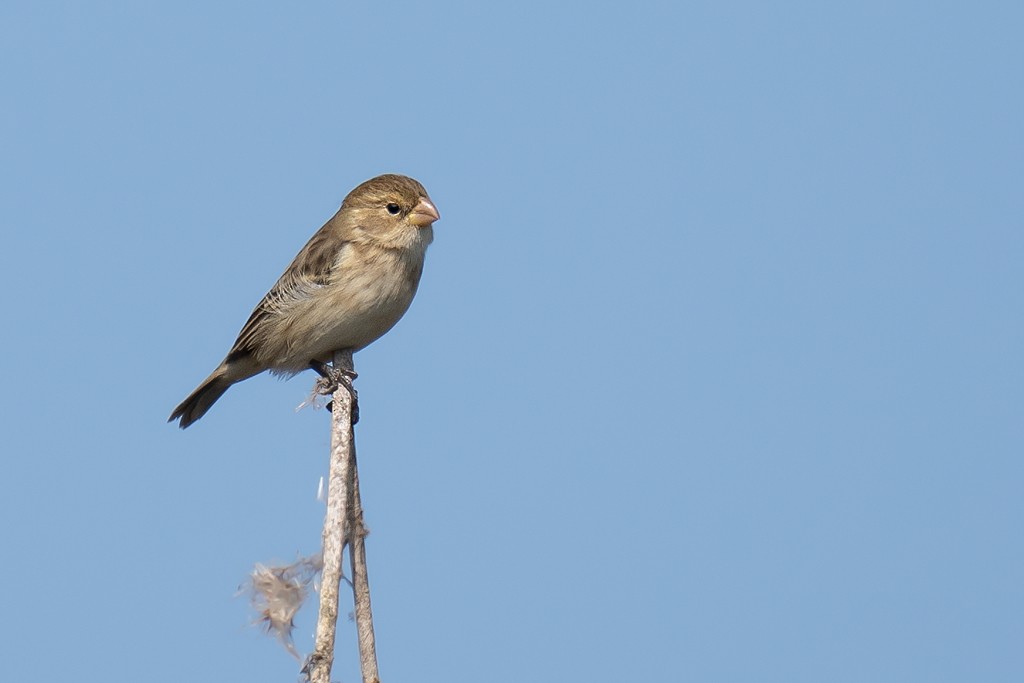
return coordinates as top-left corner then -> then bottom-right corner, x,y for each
408,198 -> 440,227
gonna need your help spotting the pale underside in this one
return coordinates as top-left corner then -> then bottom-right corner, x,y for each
231,226 -> 432,379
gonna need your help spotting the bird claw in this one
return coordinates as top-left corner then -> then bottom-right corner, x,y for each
309,360 -> 359,424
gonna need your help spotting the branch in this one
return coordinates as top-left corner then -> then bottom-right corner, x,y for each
348,442 -> 379,682
304,350 -> 380,683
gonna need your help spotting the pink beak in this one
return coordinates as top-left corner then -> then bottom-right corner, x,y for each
409,197 -> 440,227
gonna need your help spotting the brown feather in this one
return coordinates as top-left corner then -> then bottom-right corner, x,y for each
169,173 -> 438,428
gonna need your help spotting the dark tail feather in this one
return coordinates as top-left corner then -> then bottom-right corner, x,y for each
169,370 -> 233,429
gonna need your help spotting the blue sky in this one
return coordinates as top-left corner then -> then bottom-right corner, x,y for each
2,1 -> 1021,681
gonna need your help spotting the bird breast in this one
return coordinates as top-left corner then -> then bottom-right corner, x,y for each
268,240 -> 427,373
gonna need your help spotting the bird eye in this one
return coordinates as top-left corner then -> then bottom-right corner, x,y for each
386,203 -> 401,215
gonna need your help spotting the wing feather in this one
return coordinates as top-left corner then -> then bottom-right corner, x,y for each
226,222 -> 346,361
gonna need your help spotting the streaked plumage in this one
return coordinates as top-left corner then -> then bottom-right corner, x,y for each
169,174 -> 439,428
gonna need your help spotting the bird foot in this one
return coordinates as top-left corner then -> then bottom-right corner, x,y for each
309,360 -> 360,424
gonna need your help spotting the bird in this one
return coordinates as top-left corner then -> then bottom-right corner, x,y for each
169,173 -> 440,428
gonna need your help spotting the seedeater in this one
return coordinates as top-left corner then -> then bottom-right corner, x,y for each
169,174 -> 439,428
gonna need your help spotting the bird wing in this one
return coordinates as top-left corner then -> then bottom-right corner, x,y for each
226,222 -> 346,361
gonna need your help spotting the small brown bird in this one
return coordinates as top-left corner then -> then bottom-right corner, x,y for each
169,174 -> 439,428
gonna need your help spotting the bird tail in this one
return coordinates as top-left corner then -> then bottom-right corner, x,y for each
169,367 -> 234,429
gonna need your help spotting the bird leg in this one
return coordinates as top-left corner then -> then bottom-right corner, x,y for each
309,360 -> 359,424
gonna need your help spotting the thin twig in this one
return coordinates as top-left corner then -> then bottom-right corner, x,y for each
304,350 -> 381,683
306,350 -> 356,683
348,444 -> 380,682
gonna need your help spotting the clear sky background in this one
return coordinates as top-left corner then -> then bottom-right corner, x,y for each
2,2 -> 1021,681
